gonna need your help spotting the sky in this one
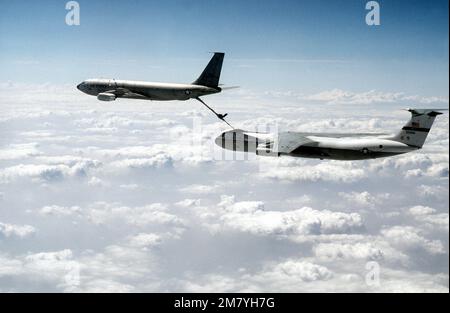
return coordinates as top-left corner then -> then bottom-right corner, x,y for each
0,0 -> 449,293
0,0 -> 448,96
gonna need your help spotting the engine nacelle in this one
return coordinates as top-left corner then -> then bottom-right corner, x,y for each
97,93 -> 116,101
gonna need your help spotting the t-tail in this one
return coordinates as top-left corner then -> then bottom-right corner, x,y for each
390,108 -> 446,148
193,52 -> 224,88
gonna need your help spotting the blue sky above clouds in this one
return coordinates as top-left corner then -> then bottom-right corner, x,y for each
0,0 -> 449,292
0,0 -> 448,95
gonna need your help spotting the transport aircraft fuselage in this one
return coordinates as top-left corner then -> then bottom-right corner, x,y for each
216,109 -> 445,161
77,53 -> 231,122
77,79 -> 220,101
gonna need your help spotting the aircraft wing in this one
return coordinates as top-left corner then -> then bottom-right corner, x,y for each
274,131 -> 388,154
105,88 -> 149,100
290,132 -> 389,138
276,132 -> 314,154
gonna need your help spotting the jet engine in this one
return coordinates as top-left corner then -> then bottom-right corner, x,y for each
97,93 -> 116,101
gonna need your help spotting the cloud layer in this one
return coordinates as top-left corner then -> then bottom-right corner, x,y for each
0,83 -> 448,292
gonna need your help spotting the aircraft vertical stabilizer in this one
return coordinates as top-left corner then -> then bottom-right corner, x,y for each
390,109 -> 445,148
193,52 -> 224,88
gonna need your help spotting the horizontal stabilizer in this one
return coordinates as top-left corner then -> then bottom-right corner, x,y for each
405,108 -> 448,116
220,86 -> 240,90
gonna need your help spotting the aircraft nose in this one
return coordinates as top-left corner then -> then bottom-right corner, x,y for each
77,82 -> 85,92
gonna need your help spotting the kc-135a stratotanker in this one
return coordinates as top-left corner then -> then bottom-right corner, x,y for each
77,52 -> 234,126
216,109 -> 445,161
